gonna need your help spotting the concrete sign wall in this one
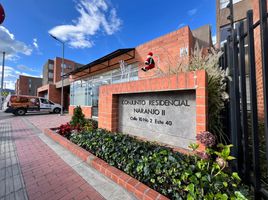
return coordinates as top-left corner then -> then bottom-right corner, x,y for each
98,70 -> 208,151
118,91 -> 196,149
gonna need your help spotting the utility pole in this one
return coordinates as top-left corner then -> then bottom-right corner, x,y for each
0,52 -> 5,109
49,34 -> 65,116
227,0 -> 234,33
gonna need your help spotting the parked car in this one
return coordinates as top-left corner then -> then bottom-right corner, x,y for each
3,94 -> 62,116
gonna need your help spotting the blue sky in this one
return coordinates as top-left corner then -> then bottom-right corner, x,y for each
0,0 -> 216,90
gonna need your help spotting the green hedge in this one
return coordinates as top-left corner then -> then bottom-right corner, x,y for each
70,129 -> 250,200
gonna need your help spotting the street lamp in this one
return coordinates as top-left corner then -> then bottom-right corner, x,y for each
49,34 -> 65,116
0,52 -> 5,110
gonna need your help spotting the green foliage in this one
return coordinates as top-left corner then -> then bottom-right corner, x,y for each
188,48 -> 230,144
258,122 -> 268,188
69,129 -> 250,199
83,119 -> 98,132
247,117 -> 268,188
70,106 -> 86,127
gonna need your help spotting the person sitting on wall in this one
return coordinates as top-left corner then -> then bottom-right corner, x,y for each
142,52 -> 155,72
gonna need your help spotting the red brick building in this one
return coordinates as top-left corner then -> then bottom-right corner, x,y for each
216,0 -> 266,120
252,0 -> 267,120
67,25 -> 212,118
15,75 -> 42,96
37,57 -> 83,110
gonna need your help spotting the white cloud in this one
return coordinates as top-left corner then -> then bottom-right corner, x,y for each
16,65 -> 38,72
212,35 -> 217,45
178,23 -> 186,29
0,26 -> 32,60
33,38 -> 39,49
3,80 -> 16,90
187,8 -> 198,16
49,0 -> 122,49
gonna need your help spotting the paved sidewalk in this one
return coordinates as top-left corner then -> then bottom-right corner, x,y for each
0,121 -> 28,200
11,118 -> 105,200
0,113 -> 136,200
23,114 -> 71,130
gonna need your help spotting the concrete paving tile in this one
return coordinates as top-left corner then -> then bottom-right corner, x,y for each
0,168 -> 5,181
0,179 -> 5,197
1,115 -> 138,200
0,121 -> 28,200
13,175 -> 24,192
5,176 -> 15,195
4,192 -> 15,200
14,189 -> 28,200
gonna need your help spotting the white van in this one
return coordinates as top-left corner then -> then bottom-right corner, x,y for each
3,94 -> 62,116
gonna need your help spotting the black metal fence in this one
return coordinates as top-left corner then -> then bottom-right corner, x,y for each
219,0 -> 268,199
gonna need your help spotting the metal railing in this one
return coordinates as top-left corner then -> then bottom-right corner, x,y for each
219,0 -> 268,198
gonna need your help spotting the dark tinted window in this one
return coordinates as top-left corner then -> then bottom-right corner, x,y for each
40,98 -> 49,104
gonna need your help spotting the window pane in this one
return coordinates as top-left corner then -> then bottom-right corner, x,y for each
48,64 -> 54,70
40,98 -> 49,104
220,25 -> 231,44
220,0 -> 242,9
48,72 -> 54,79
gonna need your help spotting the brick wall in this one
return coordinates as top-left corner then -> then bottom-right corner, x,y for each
54,57 -> 77,83
98,70 -> 208,151
16,75 -> 42,96
136,26 -> 193,80
17,76 -> 29,95
252,0 -> 267,120
70,26 -> 194,83
38,84 -> 61,104
69,105 -> 92,118
48,85 -> 61,104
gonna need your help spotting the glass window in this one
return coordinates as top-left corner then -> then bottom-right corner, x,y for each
71,80 -> 88,106
48,72 -> 54,79
220,25 -> 231,44
180,47 -> 188,57
40,98 -> 49,104
70,62 -> 139,107
220,0 -> 242,9
129,64 -> 138,81
112,69 -> 122,83
48,64 -> 54,70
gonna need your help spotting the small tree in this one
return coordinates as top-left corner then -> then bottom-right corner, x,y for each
70,106 -> 86,127
188,47 -> 230,144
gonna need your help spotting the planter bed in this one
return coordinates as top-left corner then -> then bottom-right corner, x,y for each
44,128 -> 169,200
44,127 -> 250,200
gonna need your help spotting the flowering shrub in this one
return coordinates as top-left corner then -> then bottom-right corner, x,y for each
56,123 -> 82,139
83,119 -> 98,132
56,123 -> 72,138
196,131 -> 217,147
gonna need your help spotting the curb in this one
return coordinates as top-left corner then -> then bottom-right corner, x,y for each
44,129 -> 169,200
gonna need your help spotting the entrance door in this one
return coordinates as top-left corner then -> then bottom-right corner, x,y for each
91,83 -> 100,118
91,79 -> 110,118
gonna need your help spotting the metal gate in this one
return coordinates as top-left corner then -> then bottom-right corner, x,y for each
219,0 -> 268,198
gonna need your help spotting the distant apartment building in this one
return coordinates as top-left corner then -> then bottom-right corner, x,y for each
216,0 -> 252,45
37,57 -> 83,110
15,75 -> 42,96
42,59 -> 54,85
